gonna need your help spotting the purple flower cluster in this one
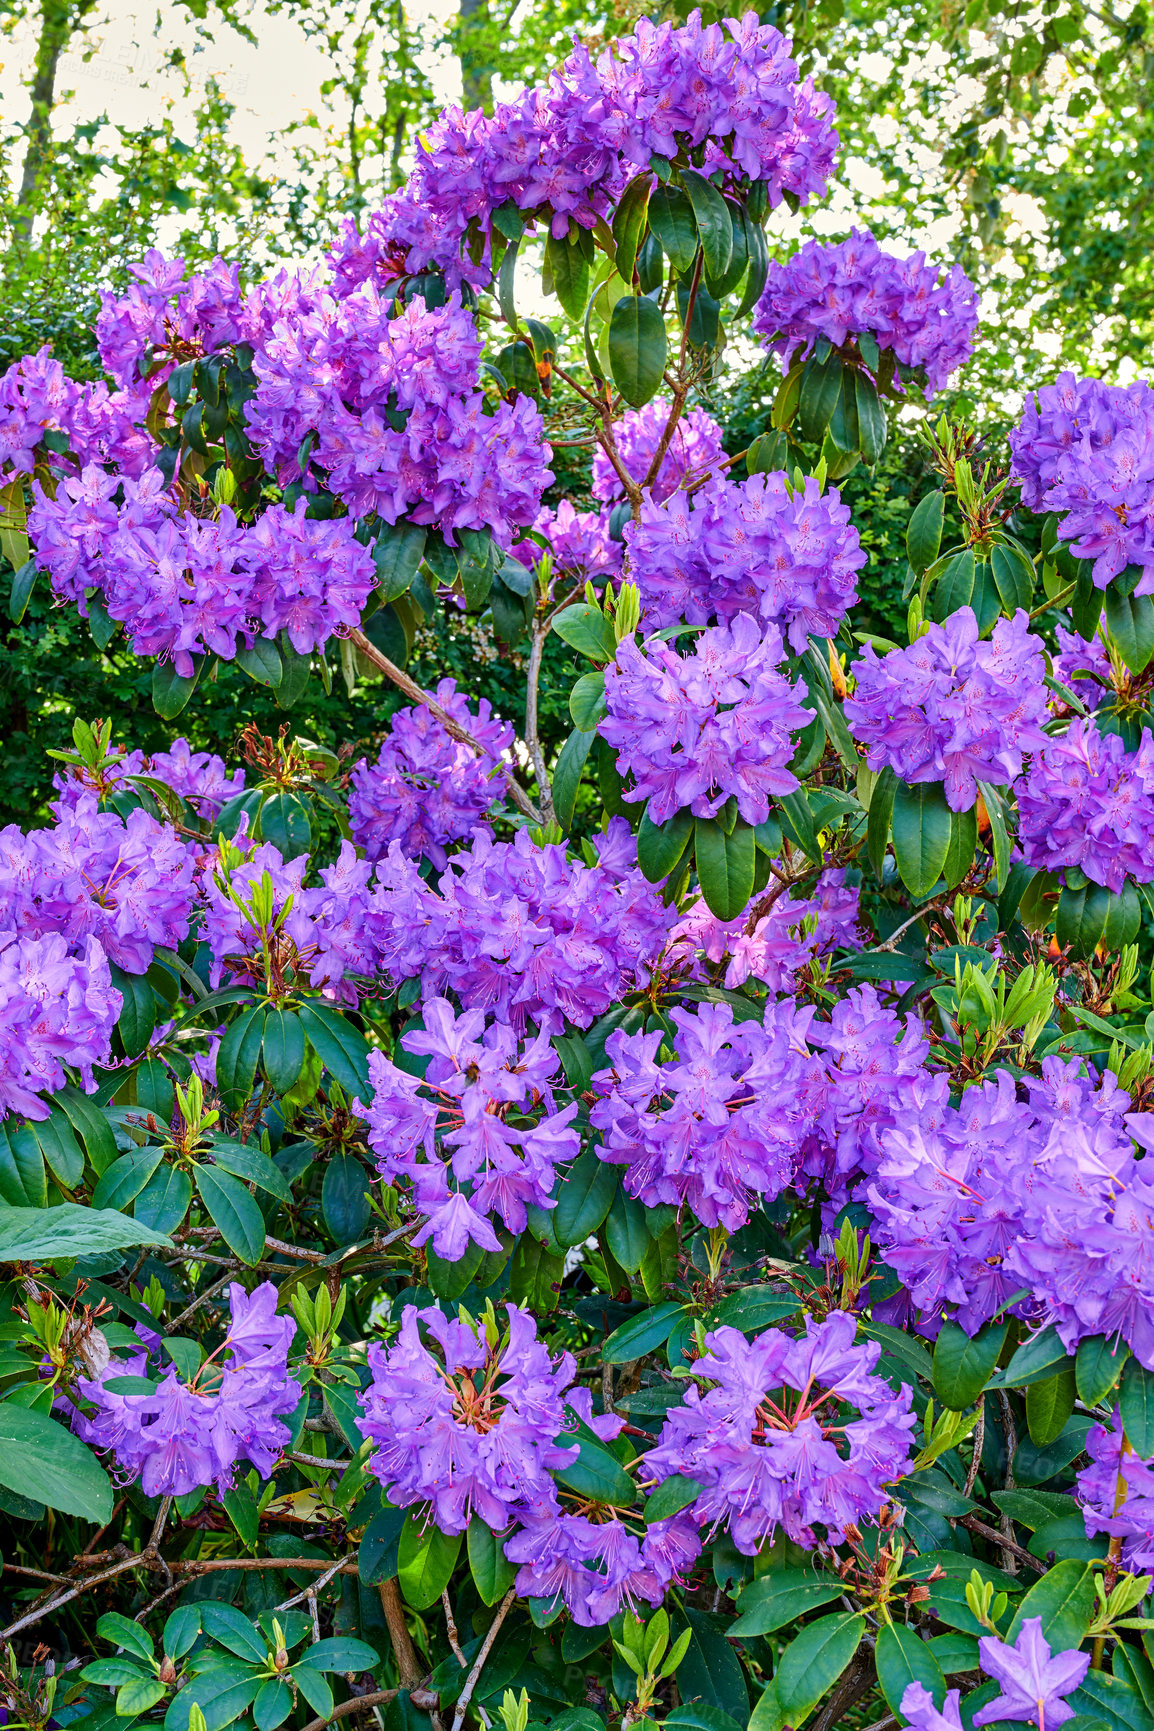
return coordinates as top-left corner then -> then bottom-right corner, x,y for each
600,614 -> 808,826
530,502 -> 622,584
0,795 -> 195,975
591,402 -> 724,505
1015,720 -> 1154,892
866,1057 -> 1154,1361
358,1304 -> 684,1624
0,932 -> 121,1119
900,1622 -> 1089,1731
53,737 -> 245,822
366,825 -> 673,1035
754,229 -> 978,398
1076,1412 -> 1154,1571
1050,623 -> 1111,710
624,471 -> 865,650
203,839 -> 381,1005
29,475 -> 375,676
668,867 -> 861,993
845,606 -> 1049,811
1010,372 -> 1154,590
246,285 -> 552,546
591,1000 -> 822,1229
330,12 -> 837,290
74,1282 -> 301,1497
348,681 -> 512,870
646,1314 -> 916,1552
0,347 -> 78,475
358,998 -> 579,1257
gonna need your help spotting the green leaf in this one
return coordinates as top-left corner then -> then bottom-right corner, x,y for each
1026,1363 -> 1077,1446
163,1607 -> 201,1661
1076,1335 -> 1129,1408
152,657 -> 204,719
296,1637 -> 380,1673
612,170 -> 653,285
92,1146 -> 165,1212
467,1516 -> 518,1606
215,1003 -> 267,1109
1055,881 -> 1113,959
992,541 -> 1035,613
297,1000 -> 371,1095
866,765 -> 898,880
797,353 -> 844,445
553,727 -> 595,831
1120,1359 -> 1154,1456
605,1187 -> 651,1273
398,1513 -> 462,1610
992,1488 -> 1080,1532
508,1234 -> 564,1312
694,817 -> 755,920
932,1319 -> 1009,1411
570,668 -> 607,731
874,1622 -> 946,1717
166,1663 -> 261,1731
608,294 -> 668,408
207,1139 -> 292,1202
774,1613 -> 865,1723
274,638 -> 312,710
978,781 -> 1011,892
359,1506 -> 406,1585
990,1325 -> 1070,1390
373,521 -> 427,603
602,1302 -> 688,1364
262,1008 -> 306,1094
83,1659 -> 154,1686
117,1679 -> 166,1716
193,1165 -> 266,1265
236,637 -> 283,688
0,1404 -> 113,1523
9,558 -> 38,623
1104,585 -> 1154,672
679,169 -> 732,285
201,1604 -> 268,1662
708,1289 -> 800,1334
96,1611 -> 156,1663
892,780 -> 953,899
54,1085 -> 118,1176
637,807 -> 694,884
110,964 -> 158,1060
777,788 -> 823,862
647,185 -> 699,273
426,1236 -> 485,1300
854,371 -> 887,464
257,791 -> 311,856
554,1149 -> 618,1247
253,1680 -> 293,1731
545,234 -> 590,322
134,1164 -> 193,1236
676,1610 -> 748,1722
729,1570 -> 844,1638
1006,1559 -> 1096,1652
289,1665 -> 332,1722
907,491 -> 945,576
943,802 -> 977,890
321,1154 -> 371,1245
551,604 -> 617,662
644,1474 -> 702,1524
0,1202 -> 171,1261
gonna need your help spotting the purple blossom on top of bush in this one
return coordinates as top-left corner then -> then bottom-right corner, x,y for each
667,866 -> 861,993
530,502 -> 623,583
0,346 -> 79,475
203,839 -> 382,1005
1014,719 -> 1154,892
73,1281 -> 300,1498
600,614 -> 809,826
645,1313 -> 916,1553
624,470 -> 865,650
357,997 -> 579,1256
366,826 -> 674,1035
591,999 -> 822,1230
0,796 -> 195,975
356,1303 -> 591,1533
348,680 -> 512,870
591,401 -> 724,504
972,1619 -> 1090,1729
753,228 -> 978,397
1010,372 -> 1154,590
1075,1411 -> 1154,1571
335,13 -> 837,289
845,606 -> 1049,811
0,932 -> 121,1119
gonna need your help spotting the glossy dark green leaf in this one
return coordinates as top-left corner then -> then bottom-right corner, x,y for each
554,1149 -> 618,1247
257,790 -> 311,855
907,493 -> 945,577
215,1003 -> 267,1109
398,1514 -> 462,1610
508,1234 -> 564,1311
647,185 -> 699,273
110,964 -> 158,1059
552,726 -> 595,831
991,1325 -> 1070,1390
544,234 -> 590,322
236,638 -> 283,688
612,170 -> 653,285
1075,1335 -> 1129,1408
551,603 -> 617,662
426,1235 -> 485,1299
1005,1559 -> 1096,1652
1055,881 -> 1113,959
605,1186 -> 651,1273
943,802 -> 977,890
152,656 -> 204,719
891,780 -> 953,900
569,668 -> 607,731
373,521 -> 427,603
133,1164 -> 193,1236
680,169 -> 733,285
729,1570 -> 844,1638
320,1155 -> 371,1245
1105,584 -> 1154,672
932,1319 -> 1009,1411
1120,1359 -> 1154,1456
0,1405 -> 113,1523
262,1008 -> 306,1094
467,1516 -> 518,1606
694,817 -> 755,920
874,1622 -> 946,1717
54,1084 -> 118,1176
0,1201 -> 171,1261
637,806 -> 694,884
602,1301 -> 688,1364
773,1613 -> 865,1724
854,370 -> 887,463
297,1000 -> 371,1095
358,1506 -> 407,1585
677,1610 -> 748,1722
274,638 -> 312,710
9,558 -> 37,623
193,1165 -> 266,1265
608,294 -> 668,408
796,353 -> 844,444
992,540 -> 1035,613
1026,1363 -> 1077,1446
866,765 -> 898,880
554,1434 -> 636,1506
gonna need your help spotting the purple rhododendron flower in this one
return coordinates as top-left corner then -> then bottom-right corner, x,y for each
1015,719 -> 1154,892
591,1000 -> 823,1229
357,997 -> 579,1255
530,501 -> 623,583
1076,1410 -> 1154,1571
600,614 -> 809,826
1010,372 -> 1154,590
624,470 -> 865,650
0,932 -> 121,1119
52,737 -> 245,822
646,1313 -> 916,1552
366,824 -> 674,1035
667,865 -> 861,993
845,606 -> 1049,811
899,1684 -> 965,1731
73,1282 -> 300,1497
0,795 -> 195,974
973,1618 -> 1090,1728
591,401 -> 724,504
754,228 -> 978,398
0,346 -> 79,476
348,680 -> 512,869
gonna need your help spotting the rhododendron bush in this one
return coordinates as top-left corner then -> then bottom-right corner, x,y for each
1,14 -> 1154,1731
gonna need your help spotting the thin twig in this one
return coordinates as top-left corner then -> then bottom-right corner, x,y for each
523,611 -> 554,824
165,1270 -> 235,1334
379,1579 -> 423,1691
0,1565 -> 71,1585
285,1450 -> 352,1471
997,1390 -> 1021,1577
959,1515 -> 1043,1573
442,1591 -> 467,1668
349,629 -> 540,823
964,1398 -> 986,1498
298,1688 -> 400,1731
276,1556 -> 347,1612
451,1589 -> 518,1731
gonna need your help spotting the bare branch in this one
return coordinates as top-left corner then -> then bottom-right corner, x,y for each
451,1589 -> 518,1731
